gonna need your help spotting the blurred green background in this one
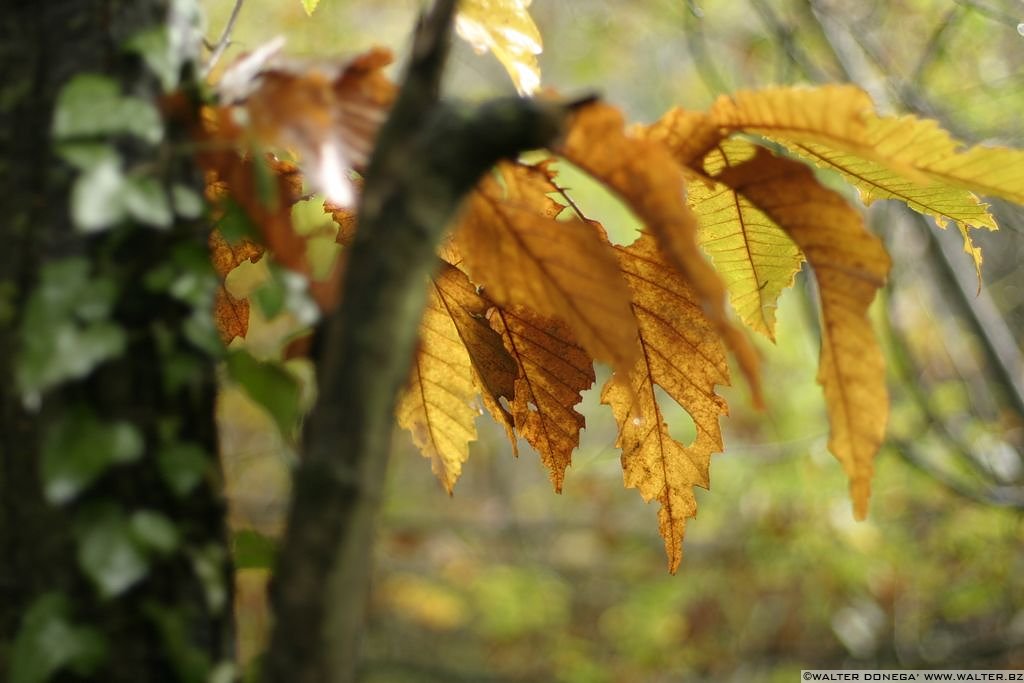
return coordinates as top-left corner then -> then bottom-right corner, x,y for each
206,0 -> 1024,680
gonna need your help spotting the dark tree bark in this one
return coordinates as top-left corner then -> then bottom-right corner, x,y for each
0,2 -> 232,681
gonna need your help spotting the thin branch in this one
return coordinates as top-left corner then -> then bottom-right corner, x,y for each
204,0 -> 245,76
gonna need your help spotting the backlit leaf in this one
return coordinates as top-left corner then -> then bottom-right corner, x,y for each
456,0 -> 543,95
779,113 -> 1023,279
603,234 -> 729,572
432,262 -> 519,449
397,276 -> 482,493
717,147 -> 891,519
561,103 -> 762,405
488,304 -> 595,491
455,161 -> 640,377
686,140 -> 804,340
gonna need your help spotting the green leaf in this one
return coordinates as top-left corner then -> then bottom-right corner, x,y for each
232,530 -> 278,570
130,510 -> 180,555
123,175 -> 173,228
42,411 -> 143,506
125,27 -> 179,92
75,505 -> 151,599
9,593 -> 107,683
301,0 -> 321,16
71,156 -> 127,231
52,74 -> 162,144
158,441 -> 209,497
17,258 -> 126,398
172,184 -> 204,219
226,350 -> 303,439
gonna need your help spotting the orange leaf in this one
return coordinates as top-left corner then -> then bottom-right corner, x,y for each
603,234 -> 730,572
561,103 -> 762,407
489,304 -> 595,492
455,161 -> 640,376
717,147 -> 891,519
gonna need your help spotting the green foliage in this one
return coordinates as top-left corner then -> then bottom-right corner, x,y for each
52,74 -> 162,145
233,530 -> 278,570
74,504 -> 154,599
41,410 -> 143,505
9,594 -> 107,683
226,349 -> 303,440
16,258 -> 125,399
158,441 -> 210,497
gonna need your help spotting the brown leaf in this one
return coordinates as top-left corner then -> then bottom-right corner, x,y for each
489,304 -> 595,492
561,103 -> 763,407
717,147 -> 891,519
455,161 -> 640,376
209,230 -> 263,342
603,234 -> 729,573
432,262 -> 519,450
219,46 -> 396,205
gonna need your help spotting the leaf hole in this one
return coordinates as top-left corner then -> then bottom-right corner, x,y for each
654,386 -> 697,447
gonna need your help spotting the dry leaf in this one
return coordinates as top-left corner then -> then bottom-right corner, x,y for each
456,0 -> 543,95
455,161 -> 640,376
489,304 -> 595,491
717,147 -> 891,519
604,234 -> 729,573
561,103 -> 762,406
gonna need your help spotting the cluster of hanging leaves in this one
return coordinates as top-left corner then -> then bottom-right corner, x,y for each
200,39 -> 1024,571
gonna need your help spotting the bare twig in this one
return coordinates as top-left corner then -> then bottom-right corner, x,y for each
203,0 -> 245,76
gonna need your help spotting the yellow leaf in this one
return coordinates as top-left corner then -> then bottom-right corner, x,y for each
397,275 -> 482,493
687,139 -> 804,341
455,161 -> 641,377
433,262 -> 519,451
603,234 -> 729,573
489,304 -> 595,492
456,0 -> 542,95
708,85 -> 881,165
300,0 -> 320,16
717,148 -> 891,519
777,114 -> 1023,280
561,103 -> 763,407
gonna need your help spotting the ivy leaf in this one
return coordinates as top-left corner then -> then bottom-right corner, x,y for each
456,0 -> 543,95
561,103 -> 763,406
9,594 -> 107,683
17,258 -> 126,399
75,504 -> 152,599
53,74 -> 162,144
455,160 -> 640,378
42,411 -> 144,506
489,303 -> 595,492
603,234 -> 730,573
717,146 -> 891,519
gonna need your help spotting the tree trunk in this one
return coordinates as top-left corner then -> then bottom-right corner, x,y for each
0,2 -> 232,681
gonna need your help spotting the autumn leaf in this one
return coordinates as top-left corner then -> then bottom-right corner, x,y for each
432,262 -> 519,449
603,234 -> 729,573
209,229 -> 263,342
397,280 -> 481,494
561,103 -> 763,406
683,140 -> 804,341
488,304 -> 595,492
398,263 -> 520,492
455,161 -> 640,376
776,113 -> 1024,279
717,145 -> 891,519
456,0 -> 542,95
216,45 -> 395,205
